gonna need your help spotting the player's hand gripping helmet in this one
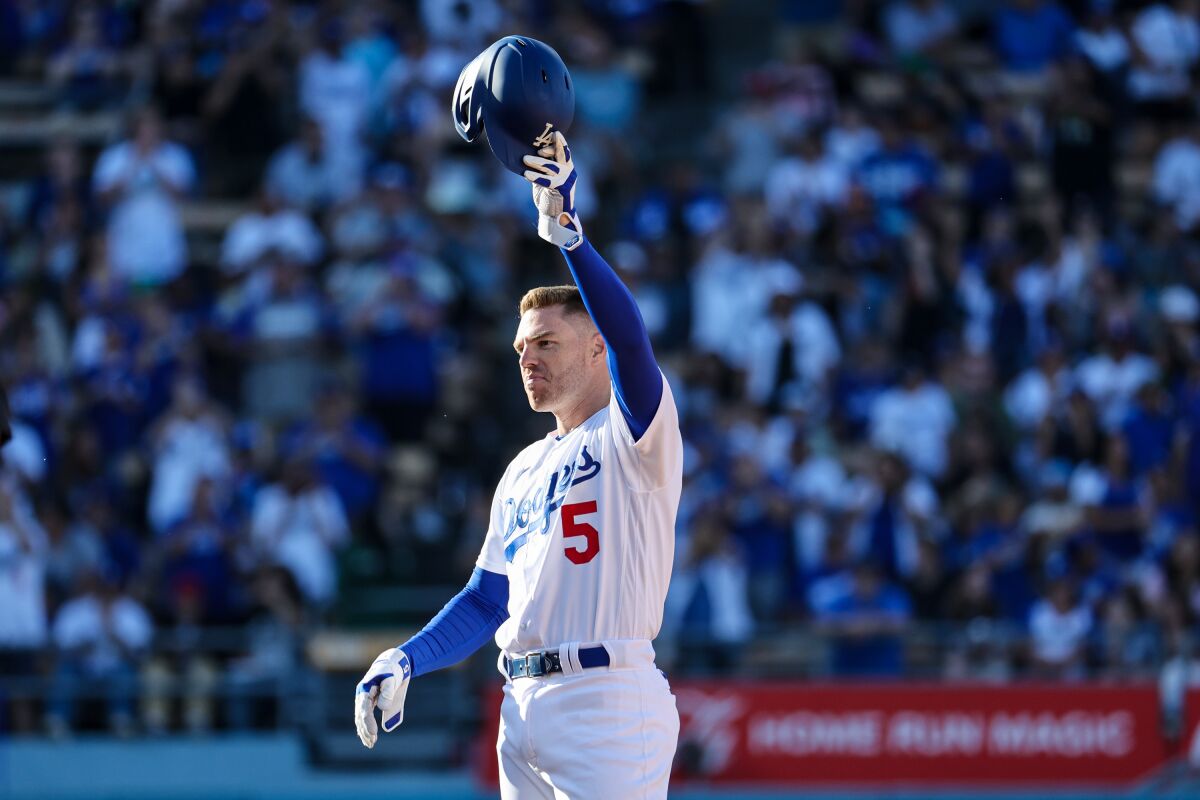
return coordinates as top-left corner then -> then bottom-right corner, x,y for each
452,35 -> 574,175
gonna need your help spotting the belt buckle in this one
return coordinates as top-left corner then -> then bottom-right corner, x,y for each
526,652 -> 546,678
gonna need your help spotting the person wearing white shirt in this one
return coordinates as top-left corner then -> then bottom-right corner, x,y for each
764,134 -> 850,235
298,26 -> 371,196
92,107 -> 195,286
420,0 -> 502,46
1073,321 -> 1159,430
1004,344 -> 1072,431
1152,125 -> 1200,231
0,477 -> 48,733
146,376 -> 232,535
884,0 -> 959,56
250,459 -> 350,606
690,235 -> 803,366
1029,578 -> 1092,679
743,289 -> 842,412
825,105 -> 881,171
1128,1 -> 1200,102
869,369 -> 956,478
1075,4 -> 1129,73
0,385 -> 48,734
265,118 -> 348,212
221,189 -> 324,275
47,573 -> 154,736
789,439 -> 849,573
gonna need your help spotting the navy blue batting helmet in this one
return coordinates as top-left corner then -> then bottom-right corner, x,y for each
452,36 -> 574,175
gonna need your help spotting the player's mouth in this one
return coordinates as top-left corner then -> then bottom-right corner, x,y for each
524,375 -> 547,387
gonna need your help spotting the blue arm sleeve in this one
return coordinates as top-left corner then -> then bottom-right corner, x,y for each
561,239 -> 663,441
398,567 -> 509,677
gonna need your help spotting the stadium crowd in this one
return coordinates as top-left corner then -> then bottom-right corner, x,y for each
1,0 -> 1200,735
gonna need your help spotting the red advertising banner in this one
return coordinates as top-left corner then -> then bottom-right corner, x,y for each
671,682 -> 1170,787
1186,689 -> 1200,771
477,681 -> 1183,788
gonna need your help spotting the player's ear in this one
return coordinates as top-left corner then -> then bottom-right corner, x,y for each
592,332 -> 605,360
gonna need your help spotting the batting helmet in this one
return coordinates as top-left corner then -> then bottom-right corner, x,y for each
452,35 -> 574,175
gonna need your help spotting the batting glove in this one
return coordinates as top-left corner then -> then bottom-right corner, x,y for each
522,131 -> 583,251
354,647 -> 412,748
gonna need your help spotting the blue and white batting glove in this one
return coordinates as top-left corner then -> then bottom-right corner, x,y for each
354,647 -> 411,748
522,131 -> 583,251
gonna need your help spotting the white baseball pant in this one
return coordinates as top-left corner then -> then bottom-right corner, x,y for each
495,639 -> 679,799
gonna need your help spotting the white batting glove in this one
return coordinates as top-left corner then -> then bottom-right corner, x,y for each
354,647 -> 412,748
522,131 -> 583,251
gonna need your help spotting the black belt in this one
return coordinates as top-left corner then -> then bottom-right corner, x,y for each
505,645 -> 610,678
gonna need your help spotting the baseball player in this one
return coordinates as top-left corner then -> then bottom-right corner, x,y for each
354,131 -> 682,798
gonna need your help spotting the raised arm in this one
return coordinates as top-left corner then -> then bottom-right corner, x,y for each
524,132 -> 663,440
354,567 -> 508,748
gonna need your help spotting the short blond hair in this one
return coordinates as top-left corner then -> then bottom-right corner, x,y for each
518,285 -> 589,318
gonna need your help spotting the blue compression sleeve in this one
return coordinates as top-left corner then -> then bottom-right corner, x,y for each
398,567 -> 509,677
561,239 -> 663,440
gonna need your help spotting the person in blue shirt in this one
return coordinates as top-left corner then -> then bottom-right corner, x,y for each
993,0 -> 1076,73
817,560 -> 913,677
284,381 -> 385,524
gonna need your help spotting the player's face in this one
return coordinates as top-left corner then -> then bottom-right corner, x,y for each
514,305 -> 596,412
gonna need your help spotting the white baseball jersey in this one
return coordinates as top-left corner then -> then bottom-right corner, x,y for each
476,376 -> 683,655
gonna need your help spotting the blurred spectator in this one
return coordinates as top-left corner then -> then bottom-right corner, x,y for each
250,458 -> 349,607
1073,2 -> 1129,76
46,5 -> 125,111
690,214 -> 799,364
224,567 -> 306,730
856,116 -> 939,234
869,368 -> 956,478
0,392 -> 48,734
46,571 -> 153,737
1074,315 -> 1158,430
298,18 -> 370,195
221,187 -> 324,275
1152,119 -> 1200,231
663,512 -> 754,675
815,560 -> 912,677
743,284 -> 841,413
146,375 -> 231,535
420,0 -> 501,47
1127,0 -> 1200,116
1122,382 -> 1175,478
725,457 -> 793,622
42,500 -> 104,607
765,132 -> 849,236
284,382 -> 385,525
158,478 -> 237,625
1028,575 -> 1091,679
200,9 -> 288,196
348,259 -> 443,441
853,451 -> 939,580
1048,58 -> 1115,225
992,0 -> 1075,74
265,118 -> 345,214
228,258 -> 330,422
25,139 -> 91,268
1074,436 -> 1147,562
1020,461 -> 1084,545
1160,284 -> 1200,355
568,19 -> 642,132
1005,343 -> 1070,432
883,0 -> 959,57
92,107 -> 196,287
